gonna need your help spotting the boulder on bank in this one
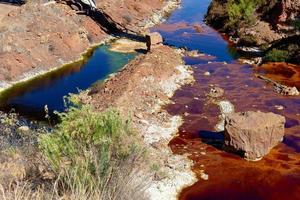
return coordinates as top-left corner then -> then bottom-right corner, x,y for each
224,111 -> 285,161
146,32 -> 163,50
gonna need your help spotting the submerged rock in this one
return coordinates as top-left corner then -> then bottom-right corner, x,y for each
257,75 -> 300,96
224,111 -> 285,161
207,86 -> 224,98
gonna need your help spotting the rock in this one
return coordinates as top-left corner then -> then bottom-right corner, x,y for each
200,170 -> 209,180
224,111 -> 286,161
146,32 -> 163,50
277,0 -> 300,23
193,23 -> 203,33
204,71 -> 211,76
275,105 -> 284,110
215,100 -> 235,131
185,50 -> 202,57
17,125 -> 30,133
257,75 -> 300,96
278,86 -> 300,96
207,86 -> 224,98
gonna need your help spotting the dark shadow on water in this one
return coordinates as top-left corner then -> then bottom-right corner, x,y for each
283,135 -> 300,153
135,48 -> 148,54
0,0 -> 23,5
199,130 -> 245,158
198,130 -> 224,149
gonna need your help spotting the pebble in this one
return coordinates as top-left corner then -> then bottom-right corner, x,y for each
275,105 -> 284,110
204,71 -> 211,76
200,171 -> 209,180
17,126 -> 30,132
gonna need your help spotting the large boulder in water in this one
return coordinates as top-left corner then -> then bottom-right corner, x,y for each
224,111 -> 285,161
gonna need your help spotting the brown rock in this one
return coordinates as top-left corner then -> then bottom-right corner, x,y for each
278,0 -> 300,23
207,86 -> 224,98
224,111 -> 286,161
146,32 -> 163,50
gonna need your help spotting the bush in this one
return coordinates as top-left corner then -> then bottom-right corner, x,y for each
265,49 -> 289,62
227,0 -> 256,26
39,106 -> 149,199
293,19 -> 300,31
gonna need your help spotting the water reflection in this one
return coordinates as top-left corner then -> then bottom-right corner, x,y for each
153,0 -> 300,199
0,45 -> 135,119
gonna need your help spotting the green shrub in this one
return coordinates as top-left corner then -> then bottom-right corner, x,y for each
265,49 -> 289,62
39,105 -> 147,198
227,0 -> 256,26
293,19 -> 300,30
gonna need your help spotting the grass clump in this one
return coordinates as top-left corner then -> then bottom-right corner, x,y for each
265,48 -> 289,62
38,105 -> 149,200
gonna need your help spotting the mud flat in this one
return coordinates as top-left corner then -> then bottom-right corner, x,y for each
79,45 -> 196,200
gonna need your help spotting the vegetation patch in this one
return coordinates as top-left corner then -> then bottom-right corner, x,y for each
227,0 -> 257,27
265,49 -> 289,62
38,105 -> 148,199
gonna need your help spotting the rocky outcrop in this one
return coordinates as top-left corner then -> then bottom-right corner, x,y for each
146,32 -> 163,50
224,111 -> 286,161
277,0 -> 300,23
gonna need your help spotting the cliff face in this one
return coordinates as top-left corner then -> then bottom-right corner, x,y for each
0,0 -> 171,84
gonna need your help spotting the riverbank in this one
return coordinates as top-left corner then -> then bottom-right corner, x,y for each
205,0 -> 300,64
0,0 -> 180,89
80,45 -> 196,199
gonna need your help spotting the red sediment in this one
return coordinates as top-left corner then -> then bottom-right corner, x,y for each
166,60 -> 300,199
256,62 -> 300,89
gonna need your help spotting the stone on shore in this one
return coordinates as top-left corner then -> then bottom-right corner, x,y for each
224,111 -> 286,161
146,32 -> 163,50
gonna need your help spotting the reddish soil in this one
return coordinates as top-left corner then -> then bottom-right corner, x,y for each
95,0 -> 166,32
0,0 -> 168,83
86,45 -> 183,116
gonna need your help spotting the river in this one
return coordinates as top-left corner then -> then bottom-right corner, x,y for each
0,45 -> 135,119
0,0 -> 299,199
152,0 -> 300,199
